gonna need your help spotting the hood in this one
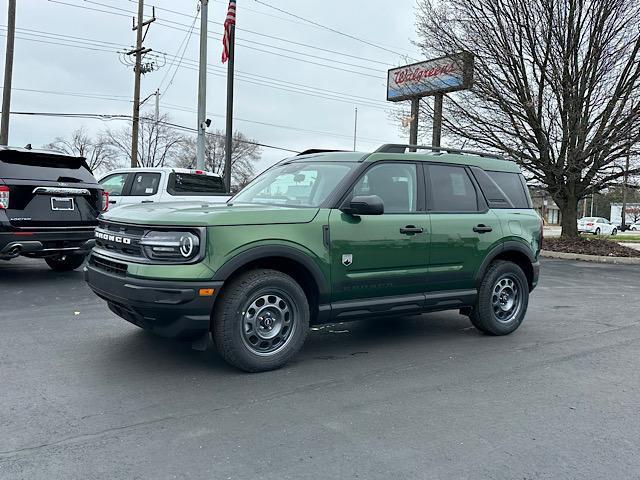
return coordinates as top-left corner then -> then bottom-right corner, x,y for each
101,202 -> 320,227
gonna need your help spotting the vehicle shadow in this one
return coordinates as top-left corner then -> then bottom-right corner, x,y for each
94,310 -> 480,380
0,257 -> 86,284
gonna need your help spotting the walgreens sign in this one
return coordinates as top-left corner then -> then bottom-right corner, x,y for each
387,52 -> 474,102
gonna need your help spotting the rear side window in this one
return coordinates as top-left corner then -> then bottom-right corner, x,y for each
167,173 -> 226,196
0,150 -> 96,183
130,173 -> 161,196
485,171 -> 531,209
428,164 -> 478,212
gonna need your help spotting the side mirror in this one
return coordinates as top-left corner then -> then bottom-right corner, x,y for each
341,195 -> 384,216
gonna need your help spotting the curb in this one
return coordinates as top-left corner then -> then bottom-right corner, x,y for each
540,250 -> 640,265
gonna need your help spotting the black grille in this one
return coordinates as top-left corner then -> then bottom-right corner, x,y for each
89,254 -> 127,276
95,221 -> 145,258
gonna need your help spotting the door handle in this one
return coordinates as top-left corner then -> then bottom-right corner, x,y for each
473,224 -> 493,233
108,200 -> 116,204
400,225 -> 424,235
141,200 -> 154,204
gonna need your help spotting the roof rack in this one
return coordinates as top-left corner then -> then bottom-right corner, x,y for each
375,144 -> 506,160
296,148 -> 348,156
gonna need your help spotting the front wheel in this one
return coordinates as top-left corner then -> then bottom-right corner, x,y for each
45,254 -> 86,272
212,269 -> 310,372
611,228 -> 618,236
469,260 -> 529,336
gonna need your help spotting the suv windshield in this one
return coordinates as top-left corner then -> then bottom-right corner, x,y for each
231,161 -> 356,207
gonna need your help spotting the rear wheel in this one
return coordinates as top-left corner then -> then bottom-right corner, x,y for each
45,253 -> 86,272
469,260 -> 529,336
612,228 -> 618,236
212,269 -> 309,372
594,227 -> 601,235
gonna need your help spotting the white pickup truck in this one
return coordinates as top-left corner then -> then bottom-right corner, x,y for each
99,168 -> 231,209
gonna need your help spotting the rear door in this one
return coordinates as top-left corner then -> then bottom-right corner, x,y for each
120,171 -> 162,206
0,149 -> 102,228
425,163 -> 503,291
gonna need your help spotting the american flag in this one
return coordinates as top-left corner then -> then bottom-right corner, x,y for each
222,0 -> 236,63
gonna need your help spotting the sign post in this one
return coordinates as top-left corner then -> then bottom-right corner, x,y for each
387,52 -> 474,147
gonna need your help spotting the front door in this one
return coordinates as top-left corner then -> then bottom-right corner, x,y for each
425,163 -> 503,291
329,162 -> 430,303
99,172 -> 130,210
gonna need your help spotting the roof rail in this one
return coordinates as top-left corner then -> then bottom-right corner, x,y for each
297,148 -> 347,156
375,144 -> 506,160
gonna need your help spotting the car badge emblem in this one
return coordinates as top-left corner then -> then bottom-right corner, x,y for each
342,254 -> 353,266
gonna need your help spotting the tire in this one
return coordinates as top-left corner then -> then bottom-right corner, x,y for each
212,269 -> 310,372
594,228 -> 601,235
45,254 -> 86,272
632,227 -> 638,231
612,228 -> 617,236
469,260 -> 529,336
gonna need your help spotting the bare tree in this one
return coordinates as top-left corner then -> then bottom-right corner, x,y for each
415,0 -> 640,236
177,130 -> 261,189
104,113 -> 185,168
44,127 -> 119,174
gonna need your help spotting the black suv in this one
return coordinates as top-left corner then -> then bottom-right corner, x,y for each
0,146 -> 106,271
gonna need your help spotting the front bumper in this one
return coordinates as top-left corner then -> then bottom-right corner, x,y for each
85,259 -> 223,338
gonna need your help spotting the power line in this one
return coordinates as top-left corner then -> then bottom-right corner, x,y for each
160,101 -> 388,144
47,0 -> 390,76
105,0 -> 398,67
6,110 -> 300,153
157,4 -> 199,97
2,85 -> 387,143
251,0 -> 417,60
0,27 -> 390,110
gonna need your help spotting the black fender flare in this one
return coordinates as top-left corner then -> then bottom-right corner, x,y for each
474,240 -> 535,286
212,245 -> 330,300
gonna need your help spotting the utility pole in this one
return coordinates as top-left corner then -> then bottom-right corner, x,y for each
0,0 -> 16,146
621,147 -> 631,230
127,0 -> 155,167
196,0 -> 208,170
223,14 -> 236,193
353,107 -> 358,151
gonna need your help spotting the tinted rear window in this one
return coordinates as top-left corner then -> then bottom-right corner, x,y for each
474,170 -> 530,209
0,150 -> 96,183
167,173 -> 226,196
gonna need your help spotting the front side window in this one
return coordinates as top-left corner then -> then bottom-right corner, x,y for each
130,173 -> 161,196
428,164 -> 478,212
231,161 -> 356,207
100,173 -> 128,197
351,163 -> 418,213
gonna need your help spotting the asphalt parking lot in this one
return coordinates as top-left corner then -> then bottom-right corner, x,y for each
1,257 -> 639,479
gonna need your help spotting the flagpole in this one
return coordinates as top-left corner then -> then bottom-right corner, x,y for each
196,0 -> 208,170
224,22 -> 235,193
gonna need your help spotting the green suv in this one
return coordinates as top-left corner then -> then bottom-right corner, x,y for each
85,145 -> 541,372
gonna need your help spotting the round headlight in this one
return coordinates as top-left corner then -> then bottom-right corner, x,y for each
140,230 -> 201,262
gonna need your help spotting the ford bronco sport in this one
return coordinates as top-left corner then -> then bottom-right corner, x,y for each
85,144 -> 541,372
1,146 -> 107,270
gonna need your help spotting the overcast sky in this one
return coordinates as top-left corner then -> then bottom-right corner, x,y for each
0,0 -> 422,173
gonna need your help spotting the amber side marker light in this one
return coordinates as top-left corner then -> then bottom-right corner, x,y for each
199,288 -> 215,297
